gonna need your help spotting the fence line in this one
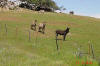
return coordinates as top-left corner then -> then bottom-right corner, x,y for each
0,24 -> 96,58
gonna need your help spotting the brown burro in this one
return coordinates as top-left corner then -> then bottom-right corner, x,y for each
38,22 -> 46,34
56,27 -> 70,41
31,20 -> 37,31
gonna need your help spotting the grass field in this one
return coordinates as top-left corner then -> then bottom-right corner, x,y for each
0,10 -> 100,66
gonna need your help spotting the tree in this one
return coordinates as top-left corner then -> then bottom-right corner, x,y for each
19,0 -> 59,11
0,0 -> 8,8
59,6 -> 66,13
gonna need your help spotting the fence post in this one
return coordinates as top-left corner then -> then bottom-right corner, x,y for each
91,44 -> 95,59
16,26 -> 18,38
5,24 -> 7,37
98,59 -> 100,66
56,37 -> 59,51
88,41 -> 91,55
28,30 -> 31,41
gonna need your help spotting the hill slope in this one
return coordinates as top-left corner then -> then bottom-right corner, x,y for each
0,11 -> 100,66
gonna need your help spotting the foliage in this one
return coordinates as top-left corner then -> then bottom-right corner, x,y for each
20,0 -> 59,10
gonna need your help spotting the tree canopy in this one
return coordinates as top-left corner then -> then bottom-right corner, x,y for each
20,0 -> 59,10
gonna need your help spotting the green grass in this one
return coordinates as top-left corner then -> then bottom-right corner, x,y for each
0,10 -> 100,66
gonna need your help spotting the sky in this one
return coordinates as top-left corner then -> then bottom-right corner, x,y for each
9,0 -> 100,18
53,0 -> 100,18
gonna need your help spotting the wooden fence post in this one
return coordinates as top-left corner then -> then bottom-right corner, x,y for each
16,26 -> 18,38
88,43 -> 91,55
98,59 -> 100,66
5,24 -> 7,37
91,44 -> 95,59
28,30 -> 31,41
56,37 -> 59,51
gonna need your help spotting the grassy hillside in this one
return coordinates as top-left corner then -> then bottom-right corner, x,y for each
0,11 -> 100,66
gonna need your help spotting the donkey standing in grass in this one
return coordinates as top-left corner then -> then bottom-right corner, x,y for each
56,27 -> 70,41
38,22 -> 46,34
31,20 -> 37,31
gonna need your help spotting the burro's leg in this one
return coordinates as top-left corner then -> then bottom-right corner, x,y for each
34,26 -> 36,31
56,33 -> 58,40
38,27 -> 40,32
43,27 -> 45,34
63,34 -> 66,41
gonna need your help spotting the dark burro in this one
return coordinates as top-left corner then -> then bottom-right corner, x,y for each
56,27 -> 70,41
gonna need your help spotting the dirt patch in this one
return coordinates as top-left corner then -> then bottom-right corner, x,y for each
47,21 -> 80,28
0,17 -> 24,22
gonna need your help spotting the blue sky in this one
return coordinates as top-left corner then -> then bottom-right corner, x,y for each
9,0 -> 100,18
53,0 -> 100,18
